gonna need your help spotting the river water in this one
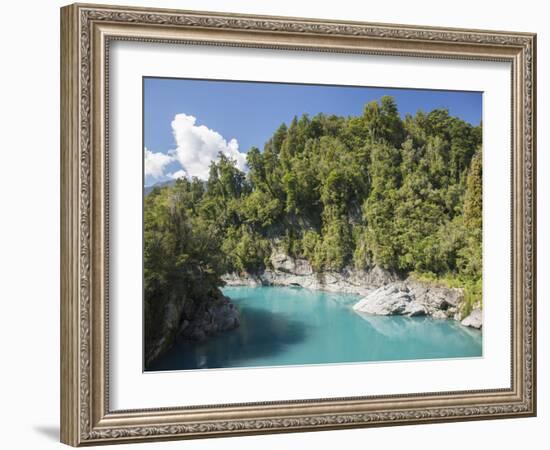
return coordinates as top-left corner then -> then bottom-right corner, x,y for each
148,286 -> 482,371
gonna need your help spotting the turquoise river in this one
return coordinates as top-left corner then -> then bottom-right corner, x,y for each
149,286 -> 482,371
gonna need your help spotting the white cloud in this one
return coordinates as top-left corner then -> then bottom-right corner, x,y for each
170,113 -> 247,180
168,169 -> 187,180
144,147 -> 173,179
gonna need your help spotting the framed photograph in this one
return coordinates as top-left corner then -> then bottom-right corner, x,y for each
60,3 -> 537,446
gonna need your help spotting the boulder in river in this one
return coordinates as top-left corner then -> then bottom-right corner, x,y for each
353,280 -> 470,322
353,284 -> 418,316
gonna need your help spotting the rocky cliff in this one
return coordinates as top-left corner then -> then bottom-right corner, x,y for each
145,289 -> 240,368
222,251 -> 398,295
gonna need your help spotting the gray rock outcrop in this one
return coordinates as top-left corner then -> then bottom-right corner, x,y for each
351,279 -> 483,329
352,280 -> 468,322
222,271 -> 264,287
406,281 -> 463,320
461,308 -> 483,329
352,284 -> 417,316
179,294 -> 240,341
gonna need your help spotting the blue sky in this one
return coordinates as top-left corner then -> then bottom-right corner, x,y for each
143,77 -> 482,185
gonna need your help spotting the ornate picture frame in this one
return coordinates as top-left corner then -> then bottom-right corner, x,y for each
60,3 -> 536,446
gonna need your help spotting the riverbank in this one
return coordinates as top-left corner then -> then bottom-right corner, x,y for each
222,252 -> 399,295
222,252 -> 482,330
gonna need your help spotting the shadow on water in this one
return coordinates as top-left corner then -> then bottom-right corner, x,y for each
149,305 -> 309,371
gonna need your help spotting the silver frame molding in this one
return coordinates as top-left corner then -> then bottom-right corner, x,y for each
60,3 -> 536,446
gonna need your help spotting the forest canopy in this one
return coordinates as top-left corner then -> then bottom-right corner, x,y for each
144,96 -> 483,329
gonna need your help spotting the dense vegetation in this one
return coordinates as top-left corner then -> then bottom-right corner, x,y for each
144,96 -> 482,349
